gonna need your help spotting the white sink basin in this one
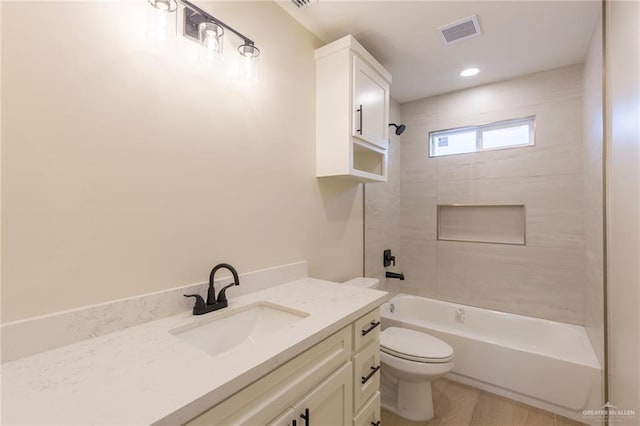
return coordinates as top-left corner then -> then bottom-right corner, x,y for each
171,302 -> 309,357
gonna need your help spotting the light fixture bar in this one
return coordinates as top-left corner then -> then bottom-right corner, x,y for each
180,0 -> 255,46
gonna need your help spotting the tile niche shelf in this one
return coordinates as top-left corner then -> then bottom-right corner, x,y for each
315,35 -> 392,183
437,204 -> 526,245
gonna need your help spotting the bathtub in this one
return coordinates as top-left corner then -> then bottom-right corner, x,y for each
381,294 -> 602,422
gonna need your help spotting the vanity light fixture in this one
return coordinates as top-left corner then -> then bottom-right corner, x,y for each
198,21 -> 224,63
147,0 -> 178,41
149,0 -> 260,82
238,44 -> 260,84
460,67 -> 480,77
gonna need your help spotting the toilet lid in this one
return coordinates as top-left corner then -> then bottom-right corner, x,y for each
380,327 -> 454,363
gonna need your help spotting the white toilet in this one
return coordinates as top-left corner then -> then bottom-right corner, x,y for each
380,327 -> 454,421
343,277 -> 455,422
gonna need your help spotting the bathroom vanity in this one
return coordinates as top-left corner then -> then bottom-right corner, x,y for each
1,276 -> 387,425
187,307 -> 382,425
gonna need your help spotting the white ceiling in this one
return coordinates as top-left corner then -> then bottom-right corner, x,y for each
276,0 -> 601,103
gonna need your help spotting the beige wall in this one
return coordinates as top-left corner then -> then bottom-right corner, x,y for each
1,1 -> 364,323
364,98 -> 400,291
605,0 -> 640,419
582,9 -> 605,396
398,65 -> 585,324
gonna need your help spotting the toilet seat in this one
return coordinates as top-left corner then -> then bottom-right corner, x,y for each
380,327 -> 454,363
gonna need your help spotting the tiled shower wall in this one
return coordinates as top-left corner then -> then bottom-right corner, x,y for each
582,14 -> 605,371
397,65 -> 586,324
364,99 -> 401,292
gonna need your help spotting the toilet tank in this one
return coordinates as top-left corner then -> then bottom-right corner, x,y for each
343,277 -> 380,289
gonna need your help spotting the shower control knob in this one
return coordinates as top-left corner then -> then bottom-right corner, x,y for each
383,249 -> 396,267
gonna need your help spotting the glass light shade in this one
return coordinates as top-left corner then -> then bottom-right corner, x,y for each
198,22 -> 224,63
238,44 -> 260,84
146,0 -> 177,41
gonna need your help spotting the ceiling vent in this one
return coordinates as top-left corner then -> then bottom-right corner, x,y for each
438,15 -> 482,45
291,0 -> 316,7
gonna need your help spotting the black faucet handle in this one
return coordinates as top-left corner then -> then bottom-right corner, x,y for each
184,294 -> 206,308
185,294 -> 228,315
383,249 -> 396,267
207,285 -> 217,306
216,282 -> 237,304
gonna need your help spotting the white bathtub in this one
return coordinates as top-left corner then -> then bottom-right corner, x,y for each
381,294 -> 602,422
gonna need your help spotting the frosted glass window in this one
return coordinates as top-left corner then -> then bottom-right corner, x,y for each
483,124 -> 531,149
429,116 -> 534,157
431,130 -> 476,156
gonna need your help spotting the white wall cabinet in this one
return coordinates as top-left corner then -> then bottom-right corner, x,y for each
315,35 -> 392,183
353,56 -> 389,149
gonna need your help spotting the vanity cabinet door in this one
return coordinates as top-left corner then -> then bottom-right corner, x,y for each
293,362 -> 353,426
352,55 -> 389,150
185,327 -> 350,426
268,407 -> 296,426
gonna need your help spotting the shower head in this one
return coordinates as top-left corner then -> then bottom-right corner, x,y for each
389,123 -> 406,136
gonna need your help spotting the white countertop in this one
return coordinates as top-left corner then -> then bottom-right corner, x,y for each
2,278 -> 388,425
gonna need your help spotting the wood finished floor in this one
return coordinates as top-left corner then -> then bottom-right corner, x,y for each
381,379 -> 587,426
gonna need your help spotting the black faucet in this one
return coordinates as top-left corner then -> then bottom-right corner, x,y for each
207,263 -> 240,305
386,271 -> 405,280
184,263 -> 240,315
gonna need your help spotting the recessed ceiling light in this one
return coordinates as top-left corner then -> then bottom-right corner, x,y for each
460,67 -> 480,77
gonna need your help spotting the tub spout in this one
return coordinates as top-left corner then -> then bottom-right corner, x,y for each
386,271 -> 405,280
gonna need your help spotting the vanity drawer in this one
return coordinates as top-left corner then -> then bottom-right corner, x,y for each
353,391 -> 380,426
352,340 -> 380,411
353,308 -> 381,352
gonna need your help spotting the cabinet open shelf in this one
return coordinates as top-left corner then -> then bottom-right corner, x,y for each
352,141 -> 386,182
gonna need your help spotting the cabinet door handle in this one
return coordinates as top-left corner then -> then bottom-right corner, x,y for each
361,320 -> 381,336
291,420 -> 297,426
371,421 -> 381,426
361,365 -> 381,384
356,104 -> 363,135
300,408 -> 310,426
